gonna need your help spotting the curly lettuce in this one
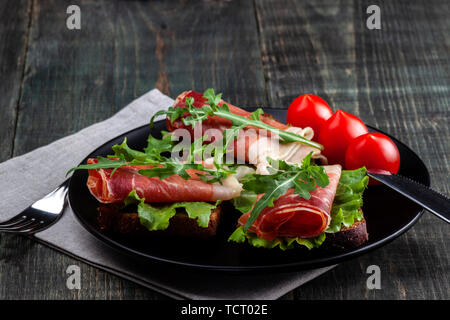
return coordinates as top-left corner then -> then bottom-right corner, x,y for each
229,226 -> 326,250
228,167 -> 368,250
326,167 -> 368,233
124,190 -> 219,231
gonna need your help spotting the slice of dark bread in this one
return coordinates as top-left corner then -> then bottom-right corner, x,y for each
97,204 -> 222,238
323,210 -> 369,250
97,204 -> 368,248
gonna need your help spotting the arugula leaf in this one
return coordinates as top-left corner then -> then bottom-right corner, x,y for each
144,134 -> 174,160
184,96 -> 195,108
243,175 -> 299,230
67,134 -> 173,175
241,153 -> 329,232
66,156 -> 127,176
183,108 -> 210,126
123,191 -> 218,230
67,129 -> 234,183
228,226 -> 326,250
153,88 -> 323,149
203,88 -> 222,106
112,138 -> 148,162
250,108 -> 264,121
229,167 -> 368,250
138,162 -> 201,180
70,88 -> 323,188
150,108 -> 185,128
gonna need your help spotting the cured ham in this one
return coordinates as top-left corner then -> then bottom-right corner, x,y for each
237,165 -> 342,241
167,90 -> 291,134
233,126 -> 325,174
86,158 -> 242,203
167,91 -> 326,173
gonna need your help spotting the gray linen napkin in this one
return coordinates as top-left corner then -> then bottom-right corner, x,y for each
0,89 -> 334,300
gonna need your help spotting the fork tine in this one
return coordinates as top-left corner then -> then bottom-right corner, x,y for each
16,221 -> 46,234
0,178 -> 70,235
0,215 -> 28,227
0,218 -> 39,232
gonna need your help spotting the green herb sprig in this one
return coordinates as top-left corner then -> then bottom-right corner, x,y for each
67,132 -> 236,184
238,153 -> 329,232
151,88 -> 323,149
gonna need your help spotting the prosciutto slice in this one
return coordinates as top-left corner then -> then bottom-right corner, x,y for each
167,90 -> 291,134
233,126 -> 325,174
237,165 -> 342,241
86,158 -> 242,203
167,91 -> 325,173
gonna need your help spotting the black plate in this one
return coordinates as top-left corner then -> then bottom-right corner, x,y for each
68,109 -> 430,273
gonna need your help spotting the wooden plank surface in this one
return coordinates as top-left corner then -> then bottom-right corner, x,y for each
255,0 -> 449,299
0,0 -> 31,162
0,0 -> 448,299
0,0 -> 264,299
13,0 -> 266,157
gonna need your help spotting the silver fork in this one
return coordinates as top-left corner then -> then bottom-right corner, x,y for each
0,179 -> 70,234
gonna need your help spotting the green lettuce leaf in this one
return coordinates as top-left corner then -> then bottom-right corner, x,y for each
182,202 -> 220,228
231,191 -> 258,214
124,191 -> 218,231
240,154 -> 329,232
138,203 -> 179,231
228,167 -> 368,250
228,226 -> 326,250
326,167 -> 369,233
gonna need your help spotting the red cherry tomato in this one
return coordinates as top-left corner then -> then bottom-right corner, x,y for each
317,110 -> 368,166
345,133 -> 400,185
286,94 -> 333,140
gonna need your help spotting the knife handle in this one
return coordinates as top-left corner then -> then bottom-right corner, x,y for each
369,173 -> 450,223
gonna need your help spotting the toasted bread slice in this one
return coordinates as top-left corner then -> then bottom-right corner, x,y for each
323,210 -> 369,250
97,204 -> 222,238
97,204 -> 368,248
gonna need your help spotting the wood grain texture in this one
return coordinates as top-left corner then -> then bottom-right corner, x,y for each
0,0 -> 31,162
255,0 -> 449,299
0,0 -> 448,300
13,0 -> 266,157
0,0 -> 264,299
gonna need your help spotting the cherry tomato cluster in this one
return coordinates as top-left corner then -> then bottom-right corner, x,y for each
286,94 -> 400,183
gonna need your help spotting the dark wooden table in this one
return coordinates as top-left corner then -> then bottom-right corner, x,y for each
0,0 -> 448,300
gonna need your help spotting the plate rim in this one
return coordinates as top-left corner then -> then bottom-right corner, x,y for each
68,109 -> 430,273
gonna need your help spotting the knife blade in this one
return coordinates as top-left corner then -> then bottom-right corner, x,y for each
367,172 -> 450,223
